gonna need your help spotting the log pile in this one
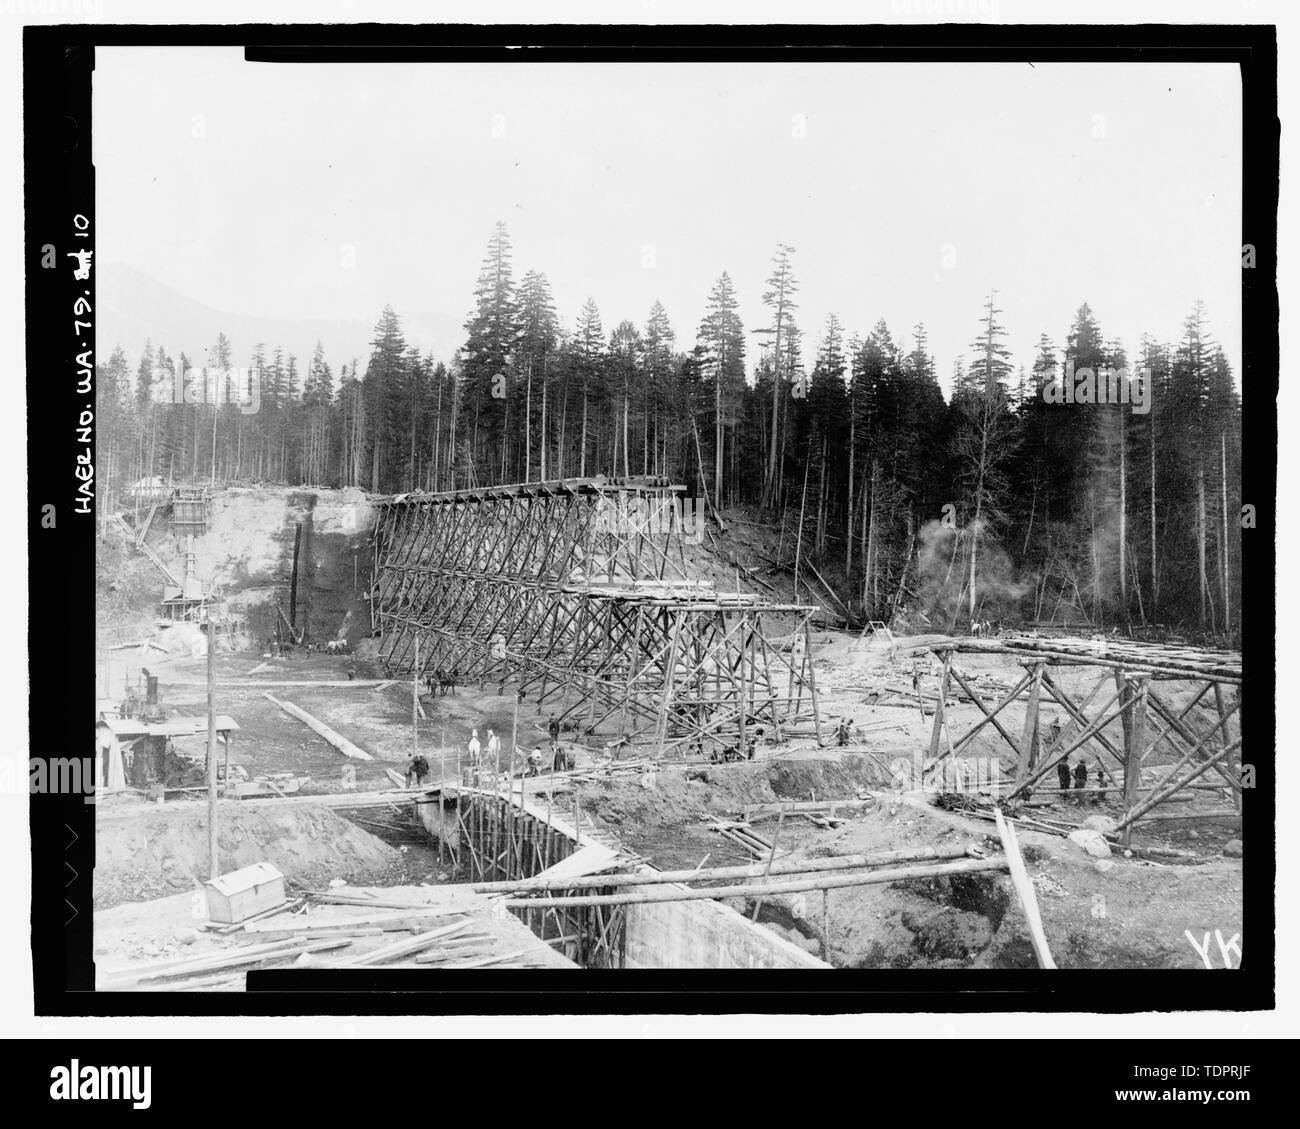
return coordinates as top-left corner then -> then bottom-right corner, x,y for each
99,888 -> 558,989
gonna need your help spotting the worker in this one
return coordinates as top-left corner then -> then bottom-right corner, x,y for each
486,728 -> 501,769
836,718 -> 853,747
406,753 -> 430,788
1095,764 -> 1109,804
1073,760 -> 1089,801
547,714 -> 561,751
527,746 -> 543,777
1056,757 -> 1072,796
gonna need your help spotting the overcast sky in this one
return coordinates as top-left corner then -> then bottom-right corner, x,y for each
95,49 -> 1242,391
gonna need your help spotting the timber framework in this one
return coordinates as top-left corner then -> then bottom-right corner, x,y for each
922,634 -> 1243,846
371,477 -> 823,751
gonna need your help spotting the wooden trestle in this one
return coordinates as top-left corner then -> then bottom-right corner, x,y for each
920,635 -> 1244,846
372,477 -> 823,752
421,784 -> 629,968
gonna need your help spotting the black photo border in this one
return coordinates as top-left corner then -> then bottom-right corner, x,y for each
24,20 -> 1278,1018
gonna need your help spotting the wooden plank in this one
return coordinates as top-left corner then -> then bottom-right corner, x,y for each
101,937 -> 352,985
341,919 -> 474,966
993,808 -> 1056,969
416,949 -> 530,969
243,908 -> 466,935
262,692 -> 374,760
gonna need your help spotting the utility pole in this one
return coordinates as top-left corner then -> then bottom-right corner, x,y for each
206,616 -> 219,880
412,634 -> 420,761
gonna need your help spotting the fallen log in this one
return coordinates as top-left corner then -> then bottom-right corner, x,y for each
1131,810 -> 1240,823
504,857 -> 1009,909
102,936 -> 352,985
471,844 -> 978,894
263,692 -> 374,760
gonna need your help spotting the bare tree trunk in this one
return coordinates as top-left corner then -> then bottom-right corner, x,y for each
1221,432 -> 1231,639
1022,480 -> 1038,555
524,357 -> 532,482
968,495 -> 983,624
794,444 -> 811,602
557,390 -> 568,480
622,391 -> 630,480
432,377 -> 442,492
1118,416 -> 1127,622
210,395 -> 218,485
1197,465 -> 1208,631
579,387 -> 588,478
845,408 -> 855,575
713,373 -> 722,506
539,370 -> 548,481
815,436 -> 828,553
1150,412 -> 1158,618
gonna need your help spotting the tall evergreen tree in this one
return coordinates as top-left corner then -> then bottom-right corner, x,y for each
461,222 -> 519,477
754,244 -> 799,509
696,272 -> 746,505
363,306 -> 408,492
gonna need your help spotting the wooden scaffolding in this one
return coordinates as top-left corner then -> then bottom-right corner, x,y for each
372,478 -> 823,752
170,487 -> 210,536
919,635 -> 1243,846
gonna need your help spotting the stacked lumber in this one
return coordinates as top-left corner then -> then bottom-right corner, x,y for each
102,886 -> 562,988
953,634 -> 1242,681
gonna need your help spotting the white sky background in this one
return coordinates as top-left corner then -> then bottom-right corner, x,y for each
95,50 -> 1242,390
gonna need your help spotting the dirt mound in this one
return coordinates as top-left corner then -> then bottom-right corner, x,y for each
95,801 -> 400,909
766,753 -> 895,799
578,766 -> 776,830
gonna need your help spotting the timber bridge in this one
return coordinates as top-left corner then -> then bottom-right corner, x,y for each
920,634 -> 1244,846
370,477 -> 823,753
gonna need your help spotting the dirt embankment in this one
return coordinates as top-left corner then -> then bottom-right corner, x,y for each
568,757 -> 1242,971
94,801 -> 400,910
99,485 -> 375,652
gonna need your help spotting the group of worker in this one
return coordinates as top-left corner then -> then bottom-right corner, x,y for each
1054,756 -> 1111,804
404,713 -> 579,788
708,732 -> 761,763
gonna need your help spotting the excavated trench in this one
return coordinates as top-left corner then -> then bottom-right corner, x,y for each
403,784 -> 828,969
557,754 -> 1019,969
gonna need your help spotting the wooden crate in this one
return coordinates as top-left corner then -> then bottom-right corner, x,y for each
205,862 -> 287,924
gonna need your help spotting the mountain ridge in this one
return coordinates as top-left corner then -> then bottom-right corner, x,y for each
97,262 -> 465,374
